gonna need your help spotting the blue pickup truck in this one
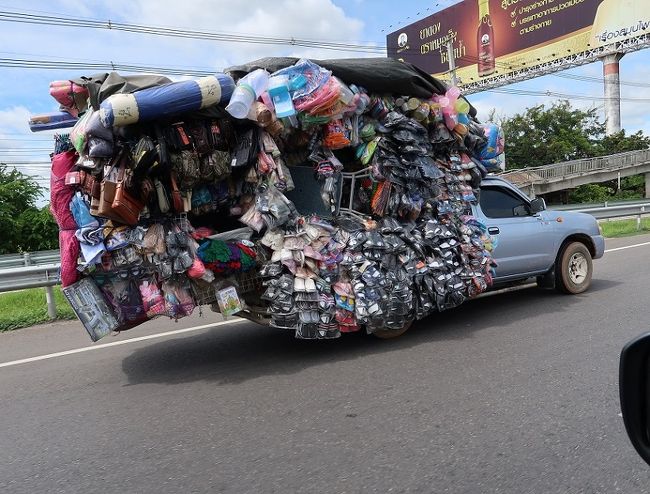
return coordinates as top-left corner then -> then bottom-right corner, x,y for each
475,176 -> 605,294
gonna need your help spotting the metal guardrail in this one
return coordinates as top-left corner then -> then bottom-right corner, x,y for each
0,263 -> 61,319
1,202 -> 650,320
0,249 -> 60,270
501,149 -> 650,187
569,203 -> 650,223
552,199 -> 650,211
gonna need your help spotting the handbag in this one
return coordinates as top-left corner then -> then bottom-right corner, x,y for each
154,178 -> 170,213
112,169 -> 145,226
97,148 -> 130,222
230,127 -> 259,168
170,173 -> 184,213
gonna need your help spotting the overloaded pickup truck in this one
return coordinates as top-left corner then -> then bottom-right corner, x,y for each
476,176 -> 605,294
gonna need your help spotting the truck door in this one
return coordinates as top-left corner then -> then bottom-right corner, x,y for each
474,185 -> 555,279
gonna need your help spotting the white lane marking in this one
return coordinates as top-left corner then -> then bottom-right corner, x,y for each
0,319 -> 247,369
605,241 -> 650,253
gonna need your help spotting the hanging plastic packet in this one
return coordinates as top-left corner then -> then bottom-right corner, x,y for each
69,109 -> 94,155
271,58 -> 331,101
323,119 -> 350,149
162,281 -> 195,319
107,278 -> 147,324
216,285 -> 243,318
360,136 -> 380,165
70,192 -> 98,228
139,277 -> 166,318
142,223 -> 166,255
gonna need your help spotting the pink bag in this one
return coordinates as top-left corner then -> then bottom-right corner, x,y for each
187,258 -> 207,279
49,80 -> 89,118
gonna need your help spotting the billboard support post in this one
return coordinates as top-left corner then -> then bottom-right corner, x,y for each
602,53 -> 624,135
446,43 -> 458,87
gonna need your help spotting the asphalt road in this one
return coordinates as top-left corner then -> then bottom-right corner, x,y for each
2,235 -> 650,494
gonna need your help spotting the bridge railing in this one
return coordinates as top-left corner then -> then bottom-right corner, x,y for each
501,148 -> 650,185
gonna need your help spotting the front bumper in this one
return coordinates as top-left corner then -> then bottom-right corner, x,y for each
592,234 -> 605,259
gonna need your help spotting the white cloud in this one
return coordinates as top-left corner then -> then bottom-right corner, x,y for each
0,106 -> 53,186
0,106 -> 32,135
98,0 -> 367,65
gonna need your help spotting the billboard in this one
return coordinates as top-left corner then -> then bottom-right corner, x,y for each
387,0 -> 650,85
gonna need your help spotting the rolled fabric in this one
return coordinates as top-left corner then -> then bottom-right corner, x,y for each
99,74 -> 235,127
29,111 -> 77,132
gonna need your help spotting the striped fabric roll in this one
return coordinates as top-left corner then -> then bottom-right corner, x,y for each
99,74 -> 235,128
29,111 -> 78,132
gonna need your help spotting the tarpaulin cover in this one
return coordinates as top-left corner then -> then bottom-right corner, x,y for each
226,57 -> 477,117
72,72 -> 174,111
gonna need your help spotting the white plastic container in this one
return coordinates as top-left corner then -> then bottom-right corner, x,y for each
226,69 -> 270,119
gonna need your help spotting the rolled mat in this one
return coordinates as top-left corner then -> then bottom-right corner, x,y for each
99,74 -> 235,127
29,112 -> 78,132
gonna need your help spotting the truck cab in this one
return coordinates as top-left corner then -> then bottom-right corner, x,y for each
472,176 -> 605,293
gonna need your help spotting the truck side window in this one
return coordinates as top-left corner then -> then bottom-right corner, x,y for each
480,187 -> 529,218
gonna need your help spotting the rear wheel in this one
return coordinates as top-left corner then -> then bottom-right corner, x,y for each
372,321 -> 413,339
555,242 -> 593,294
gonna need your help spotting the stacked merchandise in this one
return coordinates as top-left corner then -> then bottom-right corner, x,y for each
42,57 -> 501,342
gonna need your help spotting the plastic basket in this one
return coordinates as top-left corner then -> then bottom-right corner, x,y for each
236,270 -> 263,294
190,279 -> 219,306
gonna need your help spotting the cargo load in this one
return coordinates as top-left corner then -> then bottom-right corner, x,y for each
39,57 -> 502,341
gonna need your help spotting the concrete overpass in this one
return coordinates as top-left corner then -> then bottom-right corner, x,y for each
500,149 -> 650,198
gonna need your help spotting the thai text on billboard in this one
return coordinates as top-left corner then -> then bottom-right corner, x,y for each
387,0 -> 650,85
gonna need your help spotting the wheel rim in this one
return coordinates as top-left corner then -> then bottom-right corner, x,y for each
568,252 -> 588,285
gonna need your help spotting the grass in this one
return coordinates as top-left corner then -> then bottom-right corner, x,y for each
599,217 -> 650,238
0,286 -> 76,332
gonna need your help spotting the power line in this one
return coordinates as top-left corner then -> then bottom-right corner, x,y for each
0,57 -> 218,76
0,10 -> 386,54
0,138 -> 55,142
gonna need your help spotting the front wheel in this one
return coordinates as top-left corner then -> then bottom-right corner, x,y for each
555,242 -> 593,294
372,321 -> 413,339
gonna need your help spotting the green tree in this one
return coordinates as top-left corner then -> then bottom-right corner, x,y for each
0,165 -> 58,254
568,184 -> 613,203
497,101 -> 650,203
500,100 -> 604,169
598,130 -> 650,155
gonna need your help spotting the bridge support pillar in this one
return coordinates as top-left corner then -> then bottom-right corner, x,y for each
645,172 -> 650,199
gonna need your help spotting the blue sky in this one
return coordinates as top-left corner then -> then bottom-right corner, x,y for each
1,0 -> 649,191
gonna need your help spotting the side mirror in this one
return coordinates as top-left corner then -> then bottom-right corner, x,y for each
620,332 -> 650,466
530,198 -> 546,214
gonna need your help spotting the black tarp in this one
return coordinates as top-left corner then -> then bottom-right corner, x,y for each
226,57 -> 477,118
72,72 -> 173,111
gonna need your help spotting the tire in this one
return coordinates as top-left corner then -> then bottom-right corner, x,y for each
555,242 -> 593,294
372,321 -> 413,340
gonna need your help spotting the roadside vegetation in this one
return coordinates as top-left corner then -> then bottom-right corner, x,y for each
599,218 -> 650,238
0,287 -> 74,332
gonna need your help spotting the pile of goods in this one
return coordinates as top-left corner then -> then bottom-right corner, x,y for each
38,57 -> 503,342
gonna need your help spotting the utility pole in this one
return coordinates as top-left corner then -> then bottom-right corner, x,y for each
445,42 -> 458,87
